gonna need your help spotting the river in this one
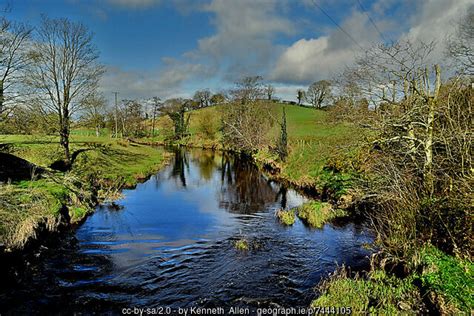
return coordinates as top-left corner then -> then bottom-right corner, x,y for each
0,148 -> 372,314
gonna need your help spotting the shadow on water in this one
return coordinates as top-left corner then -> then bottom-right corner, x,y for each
0,147 -> 373,314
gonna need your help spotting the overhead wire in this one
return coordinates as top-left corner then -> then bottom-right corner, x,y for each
310,0 -> 364,51
356,0 -> 390,43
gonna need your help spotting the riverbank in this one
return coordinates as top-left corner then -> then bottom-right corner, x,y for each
0,135 -> 168,252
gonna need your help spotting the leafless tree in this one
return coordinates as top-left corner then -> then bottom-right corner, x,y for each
81,93 -> 107,137
231,76 -> 264,104
193,89 -> 211,108
265,84 -> 275,101
446,9 -> 473,76
306,80 -> 332,108
0,17 -> 33,118
222,77 -> 273,153
27,16 -> 104,166
341,39 -> 472,254
297,89 -> 305,105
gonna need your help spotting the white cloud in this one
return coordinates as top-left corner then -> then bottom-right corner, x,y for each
195,0 -> 295,81
402,0 -> 473,60
270,10 -> 378,84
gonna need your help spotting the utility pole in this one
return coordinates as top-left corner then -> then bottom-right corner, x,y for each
113,91 -> 119,138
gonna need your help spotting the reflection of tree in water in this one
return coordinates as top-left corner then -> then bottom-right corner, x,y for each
218,154 -> 278,214
169,148 -> 189,187
276,186 -> 288,209
192,150 -> 216,182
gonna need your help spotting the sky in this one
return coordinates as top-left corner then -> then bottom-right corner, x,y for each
6,0 -> 474,102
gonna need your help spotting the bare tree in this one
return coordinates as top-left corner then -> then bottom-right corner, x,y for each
222,77 -> 272,153
297,89 -> 305,105
27,16 -> 104,166
81,93 -> 107,137
306,80 -> 331,108
446,9 -> 473,76
345,40 -> 441,191
265,84 -> 275,101
231,76 -> 264,104
193,89 -> 211,108
341,40 -> 472,254
0,17 -> 33,118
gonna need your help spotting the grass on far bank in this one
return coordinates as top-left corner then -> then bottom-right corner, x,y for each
296,201 -> 347,228
0,134 -> 166,250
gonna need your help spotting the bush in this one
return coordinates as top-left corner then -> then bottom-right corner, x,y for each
297,201 -> 347,228
276,209 -> 295,225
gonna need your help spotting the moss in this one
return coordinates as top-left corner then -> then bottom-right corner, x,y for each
419,246 -> 473,313
234,238 -> 249,251
296,201 -> 347,228
312,269 -> 421,314
276,209 -> 295,226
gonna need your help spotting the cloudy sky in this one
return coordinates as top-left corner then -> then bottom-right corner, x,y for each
8,0 -> 473,101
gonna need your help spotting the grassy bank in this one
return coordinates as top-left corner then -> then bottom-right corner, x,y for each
313,246 -> 473,314
0,134 -> 166,250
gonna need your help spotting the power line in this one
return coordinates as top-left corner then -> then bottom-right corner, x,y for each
310,0 -> 364,51
356,0 -> 390,43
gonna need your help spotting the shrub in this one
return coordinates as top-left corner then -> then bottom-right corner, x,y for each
276,209 -> 295,225
297,201 -> 347,228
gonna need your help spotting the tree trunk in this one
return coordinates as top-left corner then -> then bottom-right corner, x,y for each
0,80 -> 4,116
423,65 -> 441,195
151,113 -> 156,137
60,118 -> 71,166
95,125 -> 100,137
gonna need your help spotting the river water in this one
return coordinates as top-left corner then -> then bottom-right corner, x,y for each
1,148 -> 372,314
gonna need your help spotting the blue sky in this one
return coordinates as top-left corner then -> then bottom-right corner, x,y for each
7,0 -> 473,101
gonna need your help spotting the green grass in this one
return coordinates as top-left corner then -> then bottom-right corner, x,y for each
0,181 -> 66,248
271,105 -> 365,188
276,209 -> 295,225
312,245 -> 473,314
419,246 -> 473,313
0,133 -> 167,249
296,201 -> 347,228
312,269 -> 421,314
